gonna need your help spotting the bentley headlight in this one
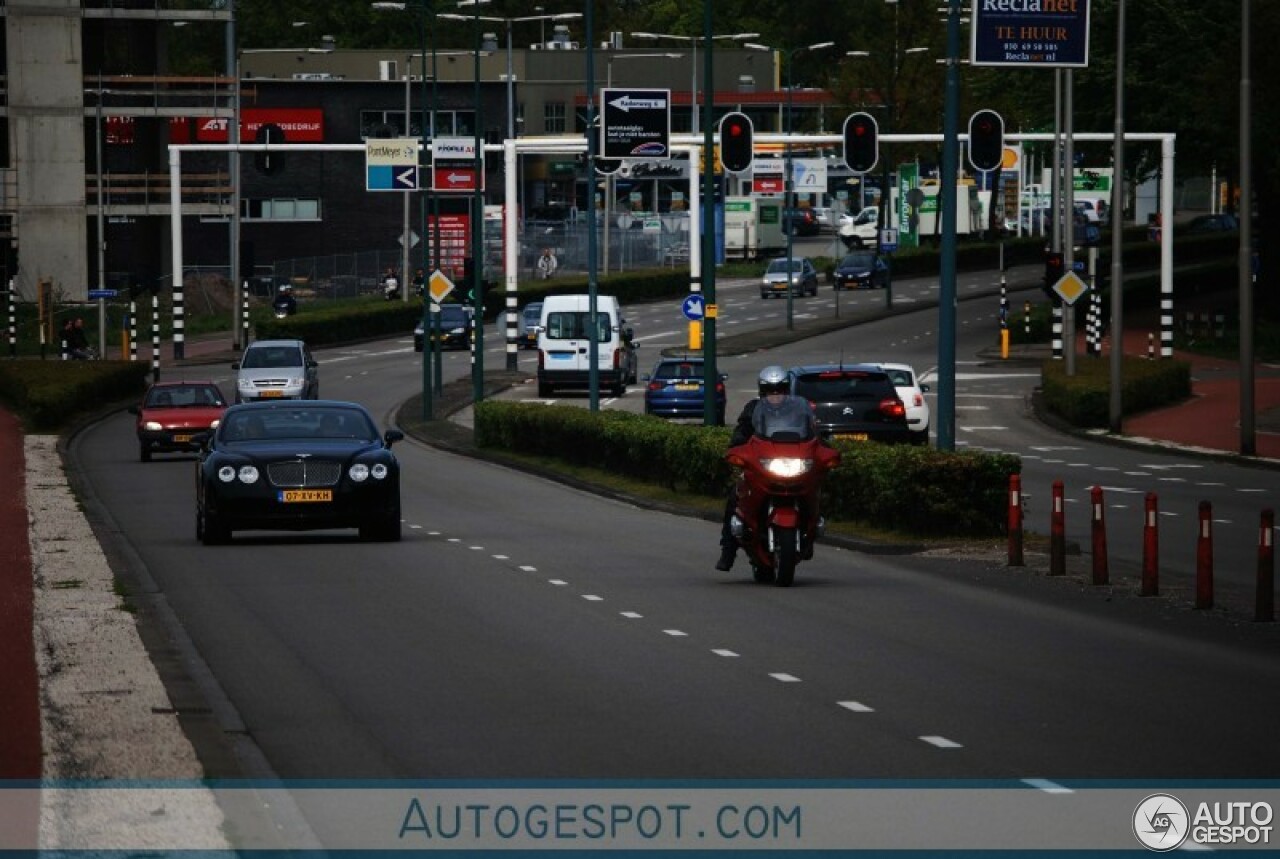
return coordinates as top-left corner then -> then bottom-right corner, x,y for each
143,421 -> 163,431
237,465 -> 260,484
217,465 -> 236,483
762,457 -> 812,478
349,463 -> 370,482
371,463 -> 389,480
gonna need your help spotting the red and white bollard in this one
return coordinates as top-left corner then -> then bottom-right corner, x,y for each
1008,474 -> 1024,567
1090,485 -> 1109,586
1195,500 -> 1214,610
1142,492 -> 1159,596
1050,480 -> 1065,576
1258,509 -> 1275,623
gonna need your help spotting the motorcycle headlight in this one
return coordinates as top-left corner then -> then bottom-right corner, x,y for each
237,465 -> 260,484
217,465 -> 237,483
349,463 -> 370,482
371,463 -> 389,480
143,421 -> 163,431
761,457 -> 812,478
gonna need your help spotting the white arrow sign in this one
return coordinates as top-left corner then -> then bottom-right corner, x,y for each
444,172 -> 470,185
394,167 -> 418,190
608,95 -> 667,112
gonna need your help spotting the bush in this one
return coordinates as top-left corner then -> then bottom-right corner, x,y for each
0,360 -> 151,431
1040,356 -> 1191,428
474,401 -> 1019,537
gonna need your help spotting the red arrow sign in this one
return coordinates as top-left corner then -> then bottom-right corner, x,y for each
433,166 -> 479,192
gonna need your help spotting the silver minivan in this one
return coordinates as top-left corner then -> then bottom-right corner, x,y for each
232,339 -> 319,404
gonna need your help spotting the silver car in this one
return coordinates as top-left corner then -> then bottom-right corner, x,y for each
761,256 -> 819,299
232,339 -> 319,404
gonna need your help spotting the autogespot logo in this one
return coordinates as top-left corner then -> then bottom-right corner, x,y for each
1134,794 -> 1190,851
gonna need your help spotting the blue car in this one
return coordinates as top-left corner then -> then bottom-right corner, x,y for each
642,357 -> 726,425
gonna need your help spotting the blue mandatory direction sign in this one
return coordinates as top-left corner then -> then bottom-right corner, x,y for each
681,293 -> 705,322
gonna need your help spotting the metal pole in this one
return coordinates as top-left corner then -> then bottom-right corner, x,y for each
472,10 -> 486,402
402,65 -> 412,302
785,50 -> 795,331
504,138 -> 518,371
229,0 -> 242,350
701,0 -> 719,426
1239,0 -> 1255,455
418,3 -> 435,416
95,73 -> 107,357
506,20 -> 515,142
936,0 -> 961,451
1108,0 -> 1126,433
586,3 -> 599,411
1063,69 -> 1076,376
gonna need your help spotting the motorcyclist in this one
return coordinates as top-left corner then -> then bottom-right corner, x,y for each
716,365 -> 819,571
272,284 -> 297,316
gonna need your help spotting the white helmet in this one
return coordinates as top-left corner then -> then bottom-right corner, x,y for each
757,365 -> 789,397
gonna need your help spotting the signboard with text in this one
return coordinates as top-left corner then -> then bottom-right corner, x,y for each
970,0 -> 1091,68
366,139 -> 419,191
752,160 -> 785,195
432,137 -> 482,192
169,109 -> 326,144
600,88 -> 671,159
427,214 -> 470,281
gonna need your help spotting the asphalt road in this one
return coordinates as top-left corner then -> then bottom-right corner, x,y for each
67,266 -> 1280,806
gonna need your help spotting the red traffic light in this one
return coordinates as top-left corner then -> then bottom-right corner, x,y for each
842,112 -> 878,173
719,112 -> 754,174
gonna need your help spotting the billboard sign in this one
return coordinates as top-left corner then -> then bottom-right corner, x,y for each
970,0 -> 1091,68
169,109 -> 326,144
600,88 -> 671,159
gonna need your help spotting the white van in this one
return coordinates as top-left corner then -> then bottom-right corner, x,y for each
536,294 -> 638,397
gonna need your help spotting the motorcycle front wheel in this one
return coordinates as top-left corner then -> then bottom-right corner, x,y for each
771,526 -> 798,587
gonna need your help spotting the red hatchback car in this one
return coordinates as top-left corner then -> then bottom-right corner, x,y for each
130,381 -> 228,462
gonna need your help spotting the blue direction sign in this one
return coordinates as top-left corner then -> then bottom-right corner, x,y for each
87,289 -> 118,300
681,293 -> 705,322
366,139 -> 420,191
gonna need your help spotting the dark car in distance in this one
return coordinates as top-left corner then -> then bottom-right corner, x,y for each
789,364 -> 911,444
518,300 -> 543,350
833,251 -> 890,290
642,356 -> 726,425
1183,213 -> 1239,234
195,401 -> 404,544
784,208 -> 821,237
414,303 -> 475,351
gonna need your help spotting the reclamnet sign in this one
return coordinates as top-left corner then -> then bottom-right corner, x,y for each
970,0 -> 1091,68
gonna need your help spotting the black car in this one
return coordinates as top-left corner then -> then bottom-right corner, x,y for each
784,208 -> 821,237
833,251 -> 889,290
414,303 -> 475,351
195,401 -> 404,544
789,364 -> 911,444
1183,213 -> 1239,234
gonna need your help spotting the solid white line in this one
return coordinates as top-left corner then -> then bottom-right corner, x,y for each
664,629 -> 688,637
620,611 -> 643,619
519,565 -> 537,572
582,595 -> 603,602
1021,778 -> 1073,794
770,673 -> 802,683
837,701 -> 874,713
712,649 -> 739,658
919,735 -> 962,748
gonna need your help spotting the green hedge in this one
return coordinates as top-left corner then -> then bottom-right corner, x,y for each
0,359 -> 151,431
1040,356 -> 1191,428
474,401 -> 1020,537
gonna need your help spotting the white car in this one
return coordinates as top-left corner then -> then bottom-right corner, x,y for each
877,362 -> 931,446
837,206 -> 882,247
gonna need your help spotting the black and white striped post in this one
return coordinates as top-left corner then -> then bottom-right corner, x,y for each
172,275 -> 184,360
1051,304 -> 1063,359
6,278 -> 14,357
151,294 -> 161,382
129,300 -> 138,362
242,280 -> 251,345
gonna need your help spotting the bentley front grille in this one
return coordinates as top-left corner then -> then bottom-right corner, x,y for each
267,460 -> 342,488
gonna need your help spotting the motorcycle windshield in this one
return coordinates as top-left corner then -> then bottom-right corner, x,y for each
752,396 -> 815,442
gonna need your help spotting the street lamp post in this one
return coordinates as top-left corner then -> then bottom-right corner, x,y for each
747,41 -> 834,331
630,32 -> 758,133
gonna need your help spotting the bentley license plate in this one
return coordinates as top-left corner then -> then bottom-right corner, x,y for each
279,490 -> 332,503
834,432 -> 870,442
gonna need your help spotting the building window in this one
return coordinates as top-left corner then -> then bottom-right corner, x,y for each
361,109 -> 478,140
544,102 -> 566,134
242,198 -> 321,221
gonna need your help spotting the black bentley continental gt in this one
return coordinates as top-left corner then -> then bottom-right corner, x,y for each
195,401 -> 403,544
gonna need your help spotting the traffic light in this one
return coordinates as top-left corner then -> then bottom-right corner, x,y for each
719,112 -> 754,174
968,109 -> 1004,173
1043,250 -> 1064,295
842,112 -> 878,173
254,123 -> 286,175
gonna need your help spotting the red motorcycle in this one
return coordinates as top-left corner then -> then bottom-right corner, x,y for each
726,432 -> 841,587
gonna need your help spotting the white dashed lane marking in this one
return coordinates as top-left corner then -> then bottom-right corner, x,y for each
920,736 -> 962,749
837,701 -> 874,713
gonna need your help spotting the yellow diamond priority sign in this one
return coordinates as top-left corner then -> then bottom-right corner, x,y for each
428,270 -> 455,304
1052,270 -> 1089,306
